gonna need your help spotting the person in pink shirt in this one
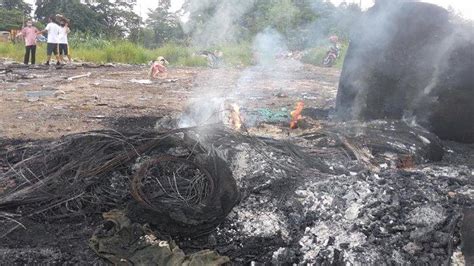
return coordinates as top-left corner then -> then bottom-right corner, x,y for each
16,20 -> 40,65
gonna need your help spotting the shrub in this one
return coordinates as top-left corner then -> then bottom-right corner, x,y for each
218,43 -> 253,66
301,46 -> 327,66
152,43 -> 190,64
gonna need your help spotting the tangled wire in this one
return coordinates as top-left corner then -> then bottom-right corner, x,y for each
132,155 -> 213,209
0,128 -> 240,237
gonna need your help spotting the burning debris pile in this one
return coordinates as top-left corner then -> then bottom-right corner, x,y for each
183,119 -> 472,264
1,118 -> 472,264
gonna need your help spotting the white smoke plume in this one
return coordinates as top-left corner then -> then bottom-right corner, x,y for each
183,0 -> 256,47
178,28 -> 302,129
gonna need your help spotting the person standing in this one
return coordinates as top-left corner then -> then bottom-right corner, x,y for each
16,20 -> 40,65
58,22 -> 72,63
40,16 -> 62,66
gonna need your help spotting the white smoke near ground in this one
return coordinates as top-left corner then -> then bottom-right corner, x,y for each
237,28 -> 302,92
177,28 -> 302,129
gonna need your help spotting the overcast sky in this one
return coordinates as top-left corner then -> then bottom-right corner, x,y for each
24,0 -> 473,20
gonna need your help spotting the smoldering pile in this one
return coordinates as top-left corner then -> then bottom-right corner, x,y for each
1,118 -> 472,264
0,128 -> 239,238
185,120 -> 472,264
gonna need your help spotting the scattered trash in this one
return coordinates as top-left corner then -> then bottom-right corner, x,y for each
130,79 -> 153,84
90,210 -> 230,265
302,95 -> 317,100
67,72 -> 91,81
88,115 -> 106,119
255,108 -> 289,123
27,97 -> 39,102
199,50 -> 223,68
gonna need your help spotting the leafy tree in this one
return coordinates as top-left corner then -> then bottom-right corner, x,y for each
0,0 -> 31,30
143,0 -> 184,47
128,27 -> 155,48
248,0 -> 317,46
35,0 -> 140,37
0,0 -> 32,16
89,0 -> 141,38
0,9 -> 24,30
36,0 -> 103,33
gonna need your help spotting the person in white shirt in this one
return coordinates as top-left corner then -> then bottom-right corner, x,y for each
58,22 -> 72,63
40,16 -> 62,66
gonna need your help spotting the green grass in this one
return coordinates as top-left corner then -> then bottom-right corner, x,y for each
0,40 -> 251,67
0,40 -> 346,68
0,41 -> 207,66
176,56 -> 208,67
72,41 -> 150,64
0,42 -> 49,63
152,43 -> 190,64
218,42 -> 253,66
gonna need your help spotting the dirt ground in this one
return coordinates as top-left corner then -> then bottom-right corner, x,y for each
0,63 -> 340,139
0,62 -> 341,264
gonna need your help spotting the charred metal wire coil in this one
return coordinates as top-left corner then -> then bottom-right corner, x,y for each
131,155 -> 215,211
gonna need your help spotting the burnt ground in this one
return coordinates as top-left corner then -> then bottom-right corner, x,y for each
1,61 -> 473,264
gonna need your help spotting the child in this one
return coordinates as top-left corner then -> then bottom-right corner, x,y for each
16,20 -> 40,65
149,56 -> 169,79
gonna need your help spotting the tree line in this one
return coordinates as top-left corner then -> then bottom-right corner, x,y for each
1,0 -> 362,49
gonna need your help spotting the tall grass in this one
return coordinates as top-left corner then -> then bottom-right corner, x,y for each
0,42 -> 49,63
218,42 -> 253,66
0,41 -> 206,66
72,41 -> 150,64
0,38 -> 346,68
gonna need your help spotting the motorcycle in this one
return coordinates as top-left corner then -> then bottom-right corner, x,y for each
322,45 -> 340,67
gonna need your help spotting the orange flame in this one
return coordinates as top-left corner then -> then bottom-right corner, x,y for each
229,103 -> 243,130
290,101 -> 304,129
